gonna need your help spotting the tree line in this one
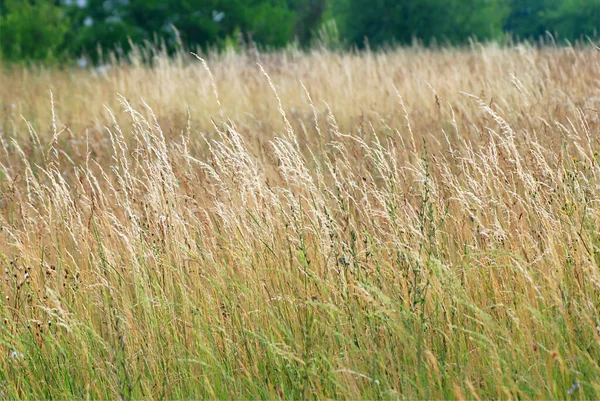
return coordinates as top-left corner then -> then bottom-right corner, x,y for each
1,0 -> 599,63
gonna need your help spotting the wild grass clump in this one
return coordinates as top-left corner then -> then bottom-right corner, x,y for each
1,43 -> 600,399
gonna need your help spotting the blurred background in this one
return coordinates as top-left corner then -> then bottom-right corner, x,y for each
0,0 -> 599,64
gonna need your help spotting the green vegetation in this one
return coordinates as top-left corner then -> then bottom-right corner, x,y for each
0,0 -> 69,63
333,0 -> 508,46
1,0 -> 599,63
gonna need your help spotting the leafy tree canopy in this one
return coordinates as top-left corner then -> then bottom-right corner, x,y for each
1,0 -> 599,63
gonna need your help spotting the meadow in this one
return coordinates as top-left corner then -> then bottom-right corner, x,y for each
1,43 -> 600,399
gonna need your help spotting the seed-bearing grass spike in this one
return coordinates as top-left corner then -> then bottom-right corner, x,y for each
0,43 -> 599,399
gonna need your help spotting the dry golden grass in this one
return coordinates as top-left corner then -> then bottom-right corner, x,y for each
1,43 -> 600,399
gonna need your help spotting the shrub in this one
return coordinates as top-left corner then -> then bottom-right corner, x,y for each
0,0 -> 70,63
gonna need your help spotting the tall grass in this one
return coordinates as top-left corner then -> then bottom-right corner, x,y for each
1,43 -> 600,399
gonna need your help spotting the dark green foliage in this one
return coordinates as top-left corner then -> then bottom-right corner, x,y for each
0,0 -> 599,63
505,0 -> 600,41
504,0 -> 562,39
332,0 -> 598,48
63,0 -> 286,55
290,0 -> 327,44
546,0 -> 600,40
0,0 -> 327,63
333,0 -> 509,47
58,0 -> 328,58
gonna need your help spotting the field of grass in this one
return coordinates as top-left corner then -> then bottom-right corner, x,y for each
1,43 -> 600,399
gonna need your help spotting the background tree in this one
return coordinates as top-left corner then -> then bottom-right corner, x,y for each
1,0 -> 599,64
290,0 -> 327,44
0,0 -> 70,63
332,0 -> 508,48
545,0 -> 600,40
504,0 -> 599,41
504,0 -> 562,40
